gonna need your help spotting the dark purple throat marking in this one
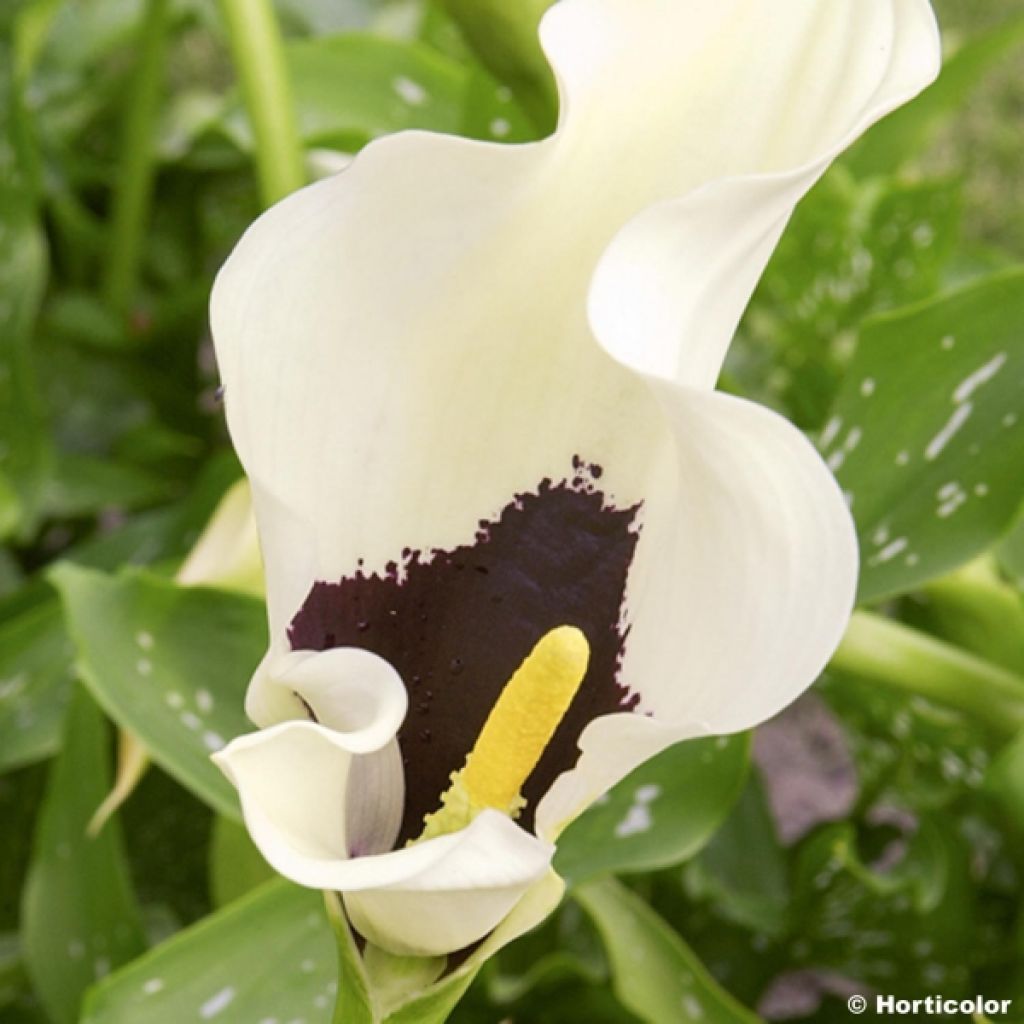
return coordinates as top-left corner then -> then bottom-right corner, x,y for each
288,463 -> 641,844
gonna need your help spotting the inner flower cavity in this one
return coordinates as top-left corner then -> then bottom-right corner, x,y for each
287,462 -> 642,843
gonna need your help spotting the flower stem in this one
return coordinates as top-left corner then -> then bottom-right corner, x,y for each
219,0 -> 305,208
103,0 -> 171,314
831,609 -> 1024,735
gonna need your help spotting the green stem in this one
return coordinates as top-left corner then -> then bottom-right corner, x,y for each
219,0 -> 305,208
831,610 -> 1024,735
918,557 -> 1024,675
103,0 -> 171,314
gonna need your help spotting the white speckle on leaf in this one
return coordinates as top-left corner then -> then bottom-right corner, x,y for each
136,658 -> 152,677
496,85 -> 512,103
94,956 -> 111,978
869,537 -> 908,566
490,117 -> 511,138
681,995 -> 705,1019
615,803 -> 653,838
300,958 -> 316,973
937,495 -> 967,518
826,450 -> 845,472
203,731 -> 226,752
136,630 -> 154,650
165,691 -> 185,710
925,402 -> 972,461
940,334 -> 955,350
974,483 -> 989,497
180,711 -> 202,731
0,674 -> 26,700
614,785 -> 661,838
820,416 -> 841,448
936,481 -> 960,500
68,939 -> 85,960
906,553 -> 919,566
953,352 -> 1007,404
392,76 -> 426,106
859,377 -> 876,397
843,427 -> 862,452
895,450 -> 910,466
1004,412 -> 1018,428
912,223 -> 935,248
196,689 -> 214,713
871,524 -> 890,546
199,986 -> 236,1019
142,978 -> 165,995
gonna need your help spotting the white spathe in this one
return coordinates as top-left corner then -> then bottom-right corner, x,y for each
210,0 -> 940,956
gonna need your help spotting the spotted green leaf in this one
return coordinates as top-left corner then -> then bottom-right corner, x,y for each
50,564 -> 266,820
822,268 -> 1024,603
81,880 -> 338,1024
461,67 -> 536,144
735,169 -> 962,429
575,877 -> 759,1024
554,734 -> 750,885
21,688 -> 146,1024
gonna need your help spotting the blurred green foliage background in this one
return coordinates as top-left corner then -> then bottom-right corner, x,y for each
1,1 -> 1024,1022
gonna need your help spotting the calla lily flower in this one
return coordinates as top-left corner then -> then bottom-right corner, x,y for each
211,0 -> 939,958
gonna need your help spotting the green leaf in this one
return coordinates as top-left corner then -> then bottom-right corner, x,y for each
683,775 -> 789,938
21,688 -> 146,1024
207,816 -> 274,908
213,34 -> 467,157
736,170 -> 962,428
0,116 -> 50,540
0,584 -> 74,772
82,880 -> 338,1024
50,564 -> 266,819
987,729 -> 1024,837
41,453 -> 175,520
0,931 -> 29,1012
823,268 -> 1024,602
554,735 -> 749,884
87,875 -> 554,1024
575,878 -> 759,1024
438,0 -> 556,133
66,454 -> 242,572
788,816 -> 975,990
460,66 -> 537,144
997,511 -> 1024,590
847,11 -> 1024,177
